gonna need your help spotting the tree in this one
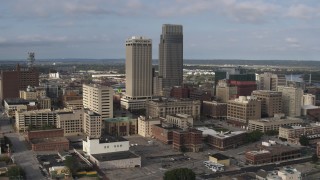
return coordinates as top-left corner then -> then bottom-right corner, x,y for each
7,165 -> 25,179
64,156 -> 79,176
299,135 -> 309,146
245,130 -> 264,143
265,130 -> 279,136
163,168 -> 195,180
312,154 -> 319,163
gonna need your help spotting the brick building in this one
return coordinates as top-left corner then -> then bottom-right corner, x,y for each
202,101 -> 227,120
245,144 -> 301,165
198,127 -> 246,150
172,129 -> 203,152
152,123 -> 177,144
26,129 -> 64,141
170,86 -> 189,99
30,137 -> 69,151
0,64 -> 39,102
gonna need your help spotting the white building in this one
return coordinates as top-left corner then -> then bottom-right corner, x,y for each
278,167 -> 301,180
165,113 -> 193,130
302,93 -> 316,106
82,136 -> 129,155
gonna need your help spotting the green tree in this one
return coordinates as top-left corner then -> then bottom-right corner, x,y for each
312,154 -> 319,163
245,130 -> 264,143
265,130 -> 279,136
64,156 -> 79,176
163,168 -> 195,180
7,165 -> 25,179
299,135 -> 309,146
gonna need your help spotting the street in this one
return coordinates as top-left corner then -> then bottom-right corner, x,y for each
0,114 -> 45,180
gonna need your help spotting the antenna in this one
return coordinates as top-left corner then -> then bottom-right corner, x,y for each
27,52 -> 35,68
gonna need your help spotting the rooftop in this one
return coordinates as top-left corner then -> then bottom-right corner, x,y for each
85,135 -> 128,143
91,151 -> 139,162
211,153 -> 229,160
197,127 -> 246,139
4,98 -> 30,105
30,137 -> 69,144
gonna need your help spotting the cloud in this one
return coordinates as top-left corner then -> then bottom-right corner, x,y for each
285,37 -> 301,48
286,4 -> 319,19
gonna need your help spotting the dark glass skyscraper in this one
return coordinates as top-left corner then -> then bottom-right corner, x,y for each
159,24 -> 183,89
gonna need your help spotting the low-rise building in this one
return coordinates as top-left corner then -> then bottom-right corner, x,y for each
4,98 -> 31,117
64,99 -> 83,110
197,127 -> 246,150
84,110 -> 102,138
83,136 -> 129,155
31,137 -> 69,151
248,114 -> 304,132
104,116 -> 137,136
15,109 -> 56,131
165,114 -> 193,130
245,144 -> 301,165
279,123 -> 320,144
137,116 -> 161,137
27,129 -> 64,141
172,129 -> 202,152
152,123 -> 177,144
278,167 -> 302,180
209,153 -> 230,166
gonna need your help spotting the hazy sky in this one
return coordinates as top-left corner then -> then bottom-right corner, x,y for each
1,0 -> 320,60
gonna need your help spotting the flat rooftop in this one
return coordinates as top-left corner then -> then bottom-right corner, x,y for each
197,127 -> 246,138
91,151 -> 139,162
30,137 -> 69,144
4,98 -> 30,105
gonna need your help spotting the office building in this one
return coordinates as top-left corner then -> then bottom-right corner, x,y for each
146,98 -> 201,120
104,117 -> 138,136
257,72 -> 286,91
159,24 -> 183,89
277,86 -> 303,117
278,167 -> 302,180
137,116 -> 161,137
56,110 -> 83,136
227,96 -> 261,125
83,84 -> 113,120
0,62 -> 39,102
202,101 -> 227,120
302,93 -> 316,106
216,79 -> 237,103
251,90 -> 282,117
172,129 -> 203,152
279,123 -> 320,144
165,114 -> 193,130
83,110 -> 102,138
121,36 -> 152,110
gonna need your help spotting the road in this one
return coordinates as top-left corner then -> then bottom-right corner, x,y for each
0,115 -> 45,180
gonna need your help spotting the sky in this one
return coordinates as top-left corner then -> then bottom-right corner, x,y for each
0,0 -> 320,60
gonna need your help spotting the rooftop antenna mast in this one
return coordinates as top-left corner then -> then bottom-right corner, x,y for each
27,52 -> 35,68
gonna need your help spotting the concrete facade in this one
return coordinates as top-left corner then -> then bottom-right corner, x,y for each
277,86 -> 303,117
251,90 -> 282,117
83,84 -> 113,120
82,136 -> 129,155
227,96 -> 261,125
56,110 -> 83,136
137,116 -> 161,137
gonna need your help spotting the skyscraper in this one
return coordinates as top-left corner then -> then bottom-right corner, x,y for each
159,24 -> 183,89
121,36 -> 152,110
125,36 -> 152,97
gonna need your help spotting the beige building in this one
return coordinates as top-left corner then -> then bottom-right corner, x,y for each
216,79 -> 237,103
83,110 -> 102,138
19,86 -> 46,100
15,109 -> 57,131
65,99 -> 83,110
302,93 -> 316,106
56,110 -> 83,136
209,153 -> 230,166
137,116 -> 161,137
165,114 -> 193,130
248,114 -> 304,132
251,90 -> 282,117
279,123 -> 320,141
121,36 -> 152,110
257,72 -> 286,91
38,97 -> 51,110
83,84 -> 113,120
227,96 -> 261,125
146,98 -> 201,120
277,86 -> 303,117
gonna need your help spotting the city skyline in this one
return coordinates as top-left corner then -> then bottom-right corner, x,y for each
1,0 -> 320,60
